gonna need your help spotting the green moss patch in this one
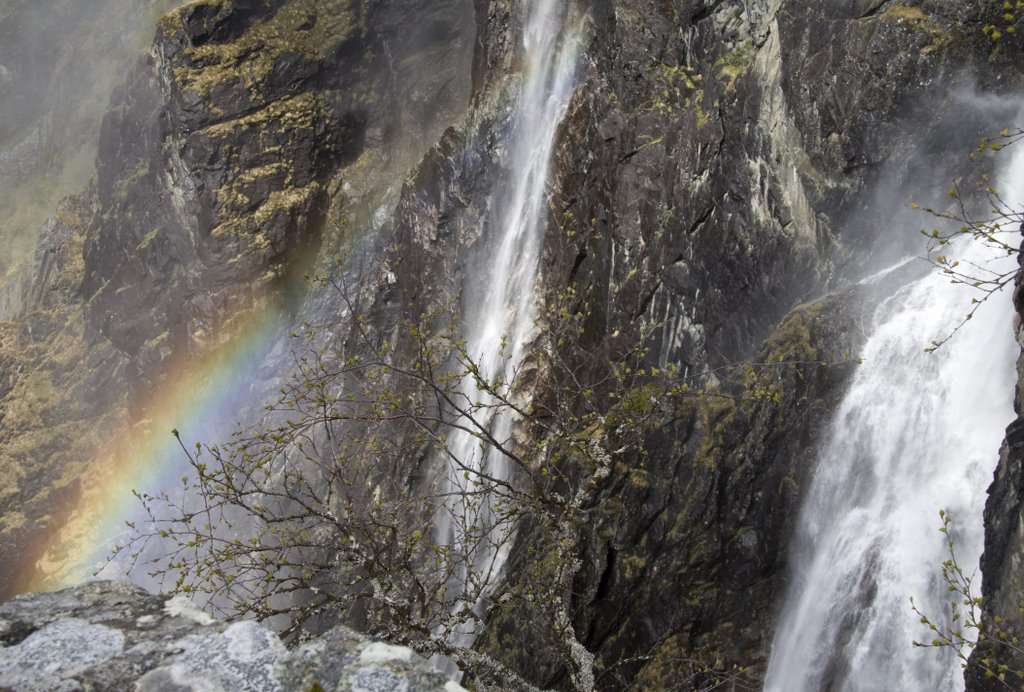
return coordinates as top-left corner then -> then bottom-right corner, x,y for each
168,0 -> 357,103
713,42 -> 754,93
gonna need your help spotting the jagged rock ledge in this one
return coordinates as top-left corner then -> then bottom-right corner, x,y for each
967,241 -> 1024,690
0,581 -> 463,692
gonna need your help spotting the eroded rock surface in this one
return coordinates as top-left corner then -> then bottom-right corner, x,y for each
966,242 -> 1024,690
0,0 -> 477,600
2,0 -> 1024,689
380,0 -> 1024,685
0,581 -> 463,692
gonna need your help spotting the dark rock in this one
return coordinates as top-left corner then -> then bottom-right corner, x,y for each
966,235 -> 1024,690
177,0 -> 276,48
0,0 -> 479,600
75,0 -> 480,404
376,0 -> 1024,687
3,0 -> 1024,689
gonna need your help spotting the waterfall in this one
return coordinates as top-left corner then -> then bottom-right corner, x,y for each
764,150 -> 1024,690
433,0 -> 582,631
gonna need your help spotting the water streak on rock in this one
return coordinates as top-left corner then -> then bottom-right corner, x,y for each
433,0 -> 582,638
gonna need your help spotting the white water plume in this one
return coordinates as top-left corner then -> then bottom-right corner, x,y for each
764,148 -> 1024,689
433,0 -> 583,634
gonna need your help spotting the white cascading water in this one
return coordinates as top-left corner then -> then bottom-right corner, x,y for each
433,0 -> 583,628
765,148 -> 1024,690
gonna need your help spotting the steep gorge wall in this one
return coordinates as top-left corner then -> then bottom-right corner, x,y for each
83,0 -> 477,399
969,250 -> 1024,690
0,0 -> 478,599
552,1 -> 1022,684
2,0 -> 1024,688
407,0 -> 1024,686
0,0 -> 182,288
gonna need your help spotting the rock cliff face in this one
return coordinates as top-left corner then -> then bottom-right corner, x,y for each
532,1 -> 1023,684
83,0 -> 476,398
0,0 -> 478,600
2,0 -> 1024,689
384,0 -> 1024,686
0,193 -> 128,601
968,244 -> 1024,691
0,0 -> 180,287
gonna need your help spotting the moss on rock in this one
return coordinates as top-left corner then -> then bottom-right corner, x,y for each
876,4 -> 958,54
167,0 -> 357,105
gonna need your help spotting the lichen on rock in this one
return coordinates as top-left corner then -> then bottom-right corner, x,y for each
0,582 -> 463,692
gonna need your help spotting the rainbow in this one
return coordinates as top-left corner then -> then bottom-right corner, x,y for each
31,304 -> 288,593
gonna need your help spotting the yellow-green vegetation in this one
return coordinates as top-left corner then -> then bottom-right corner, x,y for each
629,633 -> 751,690
762,302 -> 824,364
212,183 -> 318,243
882,3 -> 931,22
0,318 -> 111,510
159,9 -> 182,37
239,161 -> 291,185
693,394 -> 739,469
202,91 -> 324,253
982,0 -> 1023,40
0,144 -> 95,278
0,511 -> 27,536
914,512 -> 1024,687
673,302 -> 829,471
204,90 -> 322,140
627,467 -> 652,490
167,0 -> 357,105
618,381 -> 663,418
137,228 -> 162,251
713,42 -> 754,93
215,161 -> 292,213
744,303 -> 830,403
694,90 -> 712,129
643,62 -> 702,115
878,4 -> 955,54
253,185 -> 319,228
619,553 -> 648,581
664,383 -> 738,471
145,331 -> 171,351
0,209 -> 122,541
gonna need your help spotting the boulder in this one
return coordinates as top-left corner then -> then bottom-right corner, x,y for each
0,581 -> 463,692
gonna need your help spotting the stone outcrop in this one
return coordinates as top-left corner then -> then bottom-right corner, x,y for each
2,0 -> 1024,690
0,581 -> 462,691
81,0 -> 477,399
966,239 -> 1024,690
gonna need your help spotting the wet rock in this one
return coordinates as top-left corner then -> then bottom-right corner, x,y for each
0,0 -> 477,595
81,0 -> 477,402
390,0 -> 1024,686
967,237 -> 1024,690
2,0 -> 1024,689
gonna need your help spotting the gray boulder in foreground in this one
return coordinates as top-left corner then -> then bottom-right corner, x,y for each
0,581 -> 463,692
